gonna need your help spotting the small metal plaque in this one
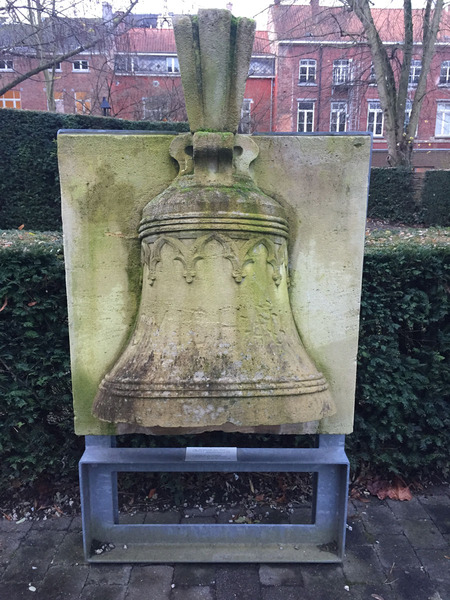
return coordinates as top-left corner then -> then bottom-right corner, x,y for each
185,447 -> 238,462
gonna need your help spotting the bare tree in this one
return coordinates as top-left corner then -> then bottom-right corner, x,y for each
0,0 -> 138,100
342,0 -> 444,167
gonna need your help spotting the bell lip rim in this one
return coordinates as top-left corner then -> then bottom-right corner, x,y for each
92,392 -> 337,427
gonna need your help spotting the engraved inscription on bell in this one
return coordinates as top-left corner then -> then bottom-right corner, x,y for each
92,10 -> 336,431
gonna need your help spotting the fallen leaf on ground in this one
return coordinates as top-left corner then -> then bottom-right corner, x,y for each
366,477 -> 412,501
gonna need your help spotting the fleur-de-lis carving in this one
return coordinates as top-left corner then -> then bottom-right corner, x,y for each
142,233 -> 287,286
144,236 -> 189,284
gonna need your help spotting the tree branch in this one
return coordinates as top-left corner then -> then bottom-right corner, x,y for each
0,0 -> 139,98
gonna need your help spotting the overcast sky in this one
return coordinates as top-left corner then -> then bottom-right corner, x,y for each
109,0 -> 427,29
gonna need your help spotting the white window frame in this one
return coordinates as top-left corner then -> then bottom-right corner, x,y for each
72,59 -> 89,72
0,59 -> 13,71
408,60 -> 421,86
299,59 -> 316,84
0,90 -> 21,108
297,101 -> 315,133
330,102 -> 347,132
369,63 -> 377,85
166,57 -> 179,73
333,59 -> 351,86
435,102 -> 450,137
439,61 -> 450,85
367,101 -> 384,137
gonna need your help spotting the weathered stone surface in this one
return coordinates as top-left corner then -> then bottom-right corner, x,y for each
35,565 -> 89,600
0,582 -> 36,600
51,531 -> 84,565
126,565 -> 173,600
174,10 -> 255,132
216,565 -> 261,600
357,501 -> 403,536
86,565 -> 132,586
415,548 -> 450,583
172,587 -> 214,600
342,545 -> 386,584
91,126 -> 335,431
375,534 -> 421,570
173,564 -> 216,586
390,567 -> 441,600
58,133 -> 178,435
253,135 -> 370,434
59,132 -> 369,435
419,499 -> 450,534
80,585 -> 127,600
2,544 -> 55,582
259,565 -> 304,586
402,518 -> 448,549
297,564 -> 350,600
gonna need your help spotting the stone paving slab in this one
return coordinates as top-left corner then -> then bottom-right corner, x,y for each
0,486 -> 448,600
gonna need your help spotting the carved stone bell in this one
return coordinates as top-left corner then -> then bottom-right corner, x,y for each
92,10 -> 336,432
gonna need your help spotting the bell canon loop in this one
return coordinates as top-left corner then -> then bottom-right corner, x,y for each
92,9 -> 336,432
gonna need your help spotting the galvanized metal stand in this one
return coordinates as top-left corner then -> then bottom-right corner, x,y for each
79,434 -> 349,563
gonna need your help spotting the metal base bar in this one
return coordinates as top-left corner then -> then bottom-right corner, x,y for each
79,434 -> 349,563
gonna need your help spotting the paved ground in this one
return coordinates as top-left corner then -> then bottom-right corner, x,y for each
0,485 -> 449,600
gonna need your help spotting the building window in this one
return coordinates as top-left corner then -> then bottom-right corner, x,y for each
0,90 -> 21,108
330,102 -> 347,132
0,59 -> 13,71
369,63 -> 376,85
439,61 -> 450,85
435,102 -> 450,137
166,57 -> 179,73
142,96 -> 166,121
408,60 -> 421,86
115,55 -> 139,73
73,60 -> 89,72
299,59 -> 316,84
48,62 -> 62,72
74,91 -> 91,114
115,54 -> 182,75
367,101 -> 384,137
333,59 -> 351,85
239,98 -> 253,133
297,101 -> 315,132
249,57 -> 275,77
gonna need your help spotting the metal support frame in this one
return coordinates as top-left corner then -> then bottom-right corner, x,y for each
79,434 -> 349,563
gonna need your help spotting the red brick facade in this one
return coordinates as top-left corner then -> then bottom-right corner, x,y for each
1,3 -> 450,161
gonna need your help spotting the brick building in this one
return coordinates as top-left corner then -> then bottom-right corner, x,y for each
267,1 -> 450,164
1,1 -> 450,166
109,27 -> 275,130
0,9 -> 275,131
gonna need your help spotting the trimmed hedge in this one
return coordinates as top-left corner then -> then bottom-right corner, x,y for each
0,109 -> 449,229
421,170 -> 450,226
0,233 -> 83,486
367,168 -> 417,223
0,109 -> 189,231
347,243 -> 450,477
0,233 -> 449,489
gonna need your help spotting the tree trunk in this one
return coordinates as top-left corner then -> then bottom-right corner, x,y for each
345,0 -> 444,168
